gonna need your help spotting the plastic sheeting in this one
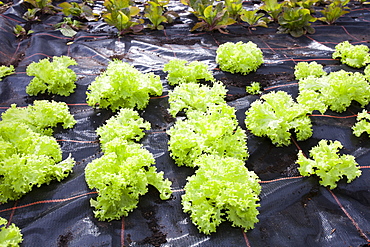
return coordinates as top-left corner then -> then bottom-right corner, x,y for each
1,0 -> 370,246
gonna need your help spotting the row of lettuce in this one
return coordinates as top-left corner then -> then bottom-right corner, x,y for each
1,39 -> 370,245
14,0 -> 356,38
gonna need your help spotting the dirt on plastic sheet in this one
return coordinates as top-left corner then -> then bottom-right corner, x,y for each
1,0 -> 370,246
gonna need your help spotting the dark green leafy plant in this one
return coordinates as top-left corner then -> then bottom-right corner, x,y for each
54,17 -> 86,37
13,24 -> 34,38
224,0 -> 243,21
151,0 -> 170,7
144,1 -> 168,30
318,0 -> 350,24
277,7 -> 317,37
58,1 -> 96,21
23,8 -> 40,21
103,0 -> 144,35
260,0 -> 285,22
144,1 -> 178,30
24,0 -> 56,14
240,9 -> 269,28
190,2 -> 236,33
181,0 -> 213,17
287,0 -> 319,13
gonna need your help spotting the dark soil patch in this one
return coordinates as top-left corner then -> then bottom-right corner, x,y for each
137,204 -> 167,247
57,231 -> 73,247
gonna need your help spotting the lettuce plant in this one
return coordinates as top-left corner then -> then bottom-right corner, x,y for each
181,0 -> 212,17
96,108 -> 151,148
294,61 -> 327,80
0,100 -> 76,203
332,41 -> 370,68
286,0 -> 319,14
1,100 -> 77,136
182,155 -> 261,235
23,8 -> 41,21
26,56 -> 77,96
0,217 -> 23,246
85,109 -> 171,221
168,81 -> 227,117
245,91 -> 314,147
85,140 -> 172,221
86,60 -> 163,111
246,82 -> 262,95
0,121 -> 75,203
168,104 -> 248,167
163,59 -> 215,85
352,109 -> 370,137
297,140 -> 362,189
365,64 -> 370,81
216,41 -> 264,75
298,70 -> 370,112
0,65 -> 14,81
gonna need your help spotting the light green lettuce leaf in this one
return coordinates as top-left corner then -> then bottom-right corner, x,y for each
86,60 -> 163,111
169,104 -> 248,167
182,155 -> 261,234
297,139 -> 362,189
1,100 -> 76,136
332,41 -> 370,68
352,109 -> 370,137
163,59 -> 215,86
298,70 -> 370,113
96,108 -> 151,149
216,41 -> 264,75
0,217 -> 23,246
85,139 -> 172,221
245,91 -> 313,147
26,56 -> 77,96
168,81 -> 227,117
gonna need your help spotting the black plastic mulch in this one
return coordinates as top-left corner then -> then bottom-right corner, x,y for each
0,1 -> 370,246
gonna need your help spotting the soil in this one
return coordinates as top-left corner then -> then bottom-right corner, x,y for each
57,231 -> 73,247
137,204 -> 167,247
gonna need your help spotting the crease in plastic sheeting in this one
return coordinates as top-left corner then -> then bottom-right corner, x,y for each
227,95 -> 259,111
69,43 -> 113,67
351,146 -> 370,160
79,216 -> 101,237
188,236 -> 211,247
260,178 -> 304,199
316,211 -> 337,243
307,40 -> 335,52
165,233 -> 190,243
